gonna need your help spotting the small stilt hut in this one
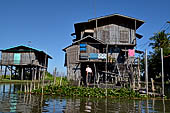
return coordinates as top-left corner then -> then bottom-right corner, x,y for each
0,45 -> 52,80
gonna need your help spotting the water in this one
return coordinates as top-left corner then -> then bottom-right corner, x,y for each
0,83 -> 170,113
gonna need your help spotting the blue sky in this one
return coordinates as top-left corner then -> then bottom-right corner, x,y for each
0,0 -> 170,73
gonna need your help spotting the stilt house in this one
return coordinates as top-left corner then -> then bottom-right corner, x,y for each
63,14 -> 144,87
0,45 -> 52,80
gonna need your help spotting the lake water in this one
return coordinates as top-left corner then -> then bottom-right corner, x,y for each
0,83 -> 170,113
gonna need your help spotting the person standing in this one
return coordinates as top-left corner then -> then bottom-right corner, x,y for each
86,65 -> 93,85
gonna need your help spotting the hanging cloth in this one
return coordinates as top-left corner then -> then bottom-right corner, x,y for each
128,49 -> 135,57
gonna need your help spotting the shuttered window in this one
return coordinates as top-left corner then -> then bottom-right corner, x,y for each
120,30 -> 129,43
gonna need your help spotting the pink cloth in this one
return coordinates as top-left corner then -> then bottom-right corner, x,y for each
128,49 -> 135,56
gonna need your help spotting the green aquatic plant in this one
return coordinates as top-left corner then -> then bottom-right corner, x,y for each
31,85 -> 146,98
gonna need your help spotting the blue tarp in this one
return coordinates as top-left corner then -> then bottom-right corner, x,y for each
80,48 -> 86,51
80,44 -> 87,48
89,53 -> 98,59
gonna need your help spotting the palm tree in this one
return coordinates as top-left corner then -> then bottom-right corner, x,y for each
148,30 -> 170,81
149,30 -> 170,55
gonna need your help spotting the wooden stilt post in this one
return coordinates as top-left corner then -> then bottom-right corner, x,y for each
32,68 -> 34,81
151,78 -> 155,94
60,72 -> 63,86
138,57 -> 141,89
4,66 -> 7,79
30,82 -> 32,93
38,67 -> 40,82
145,49 -> 148,95
9,84 -> 11,94
3,84 -> 5,93
33,82 -> 35,90
21,67 -> 24,80
24,84 -> 26,93
23,67 -> 25,80
14,66 -> 17,78
27,82 -> 29,93
10,66 -> 12,80
94,63 -> 97,88
20,84 -> 23,95
34,67 -> 37,81
161,48 -> 165,97
42,70 -> 45,95
29,67 -> 32,80
53,67 -> 57,85
105,44 -> 108,96
40,68 -> 43,80
0,65 -> 2,80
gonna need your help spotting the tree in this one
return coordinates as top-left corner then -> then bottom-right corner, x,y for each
148,30 -> 170,81
149,30 -> 170,55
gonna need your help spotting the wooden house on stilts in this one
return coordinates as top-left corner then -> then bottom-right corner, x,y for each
0,45 -> 52,80
63,14 -> 144,88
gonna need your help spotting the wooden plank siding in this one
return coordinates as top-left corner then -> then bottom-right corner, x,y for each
65,45 -> 81,81
92,24 -> 135,45
66,45 -> 79,65
1,52 -> 36,65
86,44 -> 100,54
67,63 -> 81,82
0,51 -> 48,67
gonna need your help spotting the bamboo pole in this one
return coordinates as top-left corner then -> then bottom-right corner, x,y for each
21,67 -> 24,80
60,76 -> 62,86
0,65 -> 2,80
42,71 -> 45,94
34,67 -> 37,81
30,82 -> 32,93
137,57 -> 141,89
161,48 -> 165,97
151,78 -> 155,97
42,51 -> 47,94
105,44 -> 108,96
24,84 -> 26,93
53,67 -> 57,85
94,63 -> 97,88
27,82 -> 29,93
145,49 -> 148,95
10,66 -> 12,80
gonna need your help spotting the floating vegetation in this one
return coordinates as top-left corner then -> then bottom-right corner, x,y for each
31,85 -> 146,98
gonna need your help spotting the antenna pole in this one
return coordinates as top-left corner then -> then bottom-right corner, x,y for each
94,0 -> 97,39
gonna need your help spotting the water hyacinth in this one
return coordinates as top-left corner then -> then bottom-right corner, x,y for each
31,85 -> 145,98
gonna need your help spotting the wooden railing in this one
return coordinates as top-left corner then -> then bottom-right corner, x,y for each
79,53 -> 107,61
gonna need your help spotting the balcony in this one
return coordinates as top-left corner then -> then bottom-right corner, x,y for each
79,53 -> 118,63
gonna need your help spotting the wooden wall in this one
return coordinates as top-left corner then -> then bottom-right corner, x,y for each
1,52 -> 36,65
91,24 -> 135,45
86,44 -> 100,53
67,63 -> 81,82
66,45 -> 79,65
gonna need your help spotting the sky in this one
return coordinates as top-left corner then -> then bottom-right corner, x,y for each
0,0 -> 170,74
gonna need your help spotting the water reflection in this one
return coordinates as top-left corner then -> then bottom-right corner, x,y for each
0,83 -> 170,113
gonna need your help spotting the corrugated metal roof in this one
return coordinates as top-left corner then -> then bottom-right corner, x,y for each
88,13 -> 144,23
63,36 -> 105,51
